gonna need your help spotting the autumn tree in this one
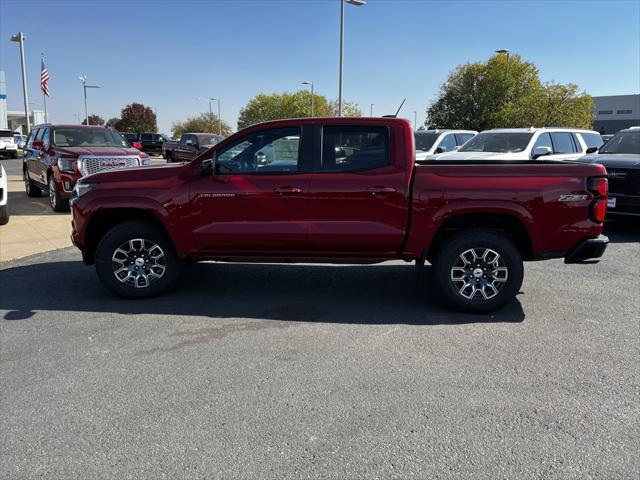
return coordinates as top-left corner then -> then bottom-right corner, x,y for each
106,117 -> 120,128
114,103 -> 157,133
171,112 -> 233,138
426,53 -> 594,130
81,114 -> 105,126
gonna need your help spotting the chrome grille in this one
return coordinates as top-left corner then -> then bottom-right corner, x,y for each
78,156 -> 140,176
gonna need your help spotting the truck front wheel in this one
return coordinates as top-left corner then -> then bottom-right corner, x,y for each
94,221 -> 182,298
432,231 -> 524,313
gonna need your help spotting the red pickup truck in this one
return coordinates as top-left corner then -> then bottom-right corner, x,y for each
70,117 -> 608,312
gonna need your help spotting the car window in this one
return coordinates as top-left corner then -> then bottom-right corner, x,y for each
26,129 -> 38,147
141,133 -> 152,141
533,133 -> 553,151
184,135 -> 195,146
550,132 -> 575,154
438,134 -> 457,152
459,132 -> 533,153
414,133 -> 439,152
579,132 -> 604,150
455,133 -> 474,146
41,128 -> 50,149
215,127 -> 301,174
320,125 -> 389,172
35,128 -> 45,142
599,131 -> 640,154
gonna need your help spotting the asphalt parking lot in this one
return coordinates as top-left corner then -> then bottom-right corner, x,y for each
1,220 -> 638,478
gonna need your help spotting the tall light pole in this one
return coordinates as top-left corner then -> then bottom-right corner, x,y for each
302,81 -> 314,117
370,103 -> 374,116
338,0 -> 366,117
79,75 -> 100,125
413,111 -> 418,131
10,32 -> 30,133
211,98 -> 221,135
495,48 -> 510,98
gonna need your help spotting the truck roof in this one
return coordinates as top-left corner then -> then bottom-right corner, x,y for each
487,127 -> 599,134
245,117 -> 412,129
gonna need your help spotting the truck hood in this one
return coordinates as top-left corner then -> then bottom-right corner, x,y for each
576,153 -> 640,169
437,151 -> 529,161
83,161 -> 186,183
58,146 -> 142,157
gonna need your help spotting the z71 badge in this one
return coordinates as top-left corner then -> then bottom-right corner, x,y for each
558,194 -> 589,202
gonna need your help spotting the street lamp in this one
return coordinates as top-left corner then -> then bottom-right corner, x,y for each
302,81 -> 314,117
413,111 -> 417,131
370,103 -> 374,116
338,0 -> 366,116
10,32 -> 30,133
79,75 -> 100,125
198,97 -> 221,134
495,48 -> 510,85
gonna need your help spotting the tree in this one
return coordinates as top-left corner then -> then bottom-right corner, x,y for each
237,91 -> 361,130
426,54 -> 594,130
81,114 -> 105,126
171,112 -> 233,138
114,103 -> 157,133
106,117 -> 120,128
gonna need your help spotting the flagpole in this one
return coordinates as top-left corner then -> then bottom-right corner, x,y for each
41,53 -> 48,123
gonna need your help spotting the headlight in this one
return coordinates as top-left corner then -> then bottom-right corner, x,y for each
70,182 -> 97,203
57,157 -> 76,173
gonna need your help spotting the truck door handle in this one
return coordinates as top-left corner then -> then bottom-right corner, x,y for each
274,186 -> 303,195
367,186 -> 396,195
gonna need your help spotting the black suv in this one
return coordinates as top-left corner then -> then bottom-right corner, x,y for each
577,127 -> 640,218
121,132 -> 171,155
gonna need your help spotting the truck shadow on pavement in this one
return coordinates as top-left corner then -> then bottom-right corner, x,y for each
1,260 -> 525,325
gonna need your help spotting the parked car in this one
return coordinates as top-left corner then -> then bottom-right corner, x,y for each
23,124 -> 150,212
437,128 -> 603,162
70,117 -> 609,312
0,129 -> 19,158
162,133 -> 224,162
0,162 -> 8,225
121,132 -> 171,155
13,134 -> 27,150
576,126 -> 640,218
414,129 -> 477,160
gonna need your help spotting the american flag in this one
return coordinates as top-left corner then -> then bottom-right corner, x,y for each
40,56 -> 49,97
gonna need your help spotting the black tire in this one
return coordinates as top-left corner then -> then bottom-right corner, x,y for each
95,221 -> 182,299
165,150 -> 172,162
432,231 -> 524,313
10,152 -> 17,159
48,175 -> 69,212
0,205 -> 9,226
24,167 -> 41,197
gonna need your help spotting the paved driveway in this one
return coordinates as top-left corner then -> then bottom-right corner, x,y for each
1,221 -> 638,479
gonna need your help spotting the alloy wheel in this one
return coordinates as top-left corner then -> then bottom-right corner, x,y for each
111,238 -> 167,288
49,177 -> 56,209
450,248 -> 509,300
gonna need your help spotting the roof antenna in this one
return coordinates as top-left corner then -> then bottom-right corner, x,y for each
383,98 -> 406,118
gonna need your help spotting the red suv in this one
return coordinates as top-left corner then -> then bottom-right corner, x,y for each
23,124 -> 150,211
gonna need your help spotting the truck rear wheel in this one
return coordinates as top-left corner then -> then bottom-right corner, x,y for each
24,167 -> 41,197
94,221 -> 182,298
432,231 -> 524,313
165,151 -> 172,162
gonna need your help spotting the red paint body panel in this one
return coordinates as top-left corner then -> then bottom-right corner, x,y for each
70,117 -> 607,264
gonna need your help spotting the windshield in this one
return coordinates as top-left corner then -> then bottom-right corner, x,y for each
414,133 -> 439,151
599,131 -> 640,154
0,130 -> 14,138
53,128 -> 130,148
197,134 -> 224,146
459,132 -> 534,153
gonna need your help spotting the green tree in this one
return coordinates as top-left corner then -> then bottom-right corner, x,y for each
81,114 -> 105,126
114,103 -> 157,133
171,112 -> 233,138
426,54 -> 594,130
237,91 -> 361,130
106,117 -> 120,128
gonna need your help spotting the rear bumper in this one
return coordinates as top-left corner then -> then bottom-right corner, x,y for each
564,235 -> 609,264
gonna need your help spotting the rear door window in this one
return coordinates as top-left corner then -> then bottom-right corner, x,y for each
550,132 -> 576,153
319,125 -> 389,172
141,133 -> 153,141
438,134 -> 457,152
533,133 -> 553,150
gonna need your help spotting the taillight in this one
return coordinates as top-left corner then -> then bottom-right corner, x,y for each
587,176 -> 608,223
132,141 -> 142,150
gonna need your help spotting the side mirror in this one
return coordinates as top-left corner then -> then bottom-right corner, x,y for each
32,140 -> 44,149
435,146 -> 447,154
585,146 -> 598,154
532,146 -> 552,159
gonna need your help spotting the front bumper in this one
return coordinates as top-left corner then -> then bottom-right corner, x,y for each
564,235 -> 609,264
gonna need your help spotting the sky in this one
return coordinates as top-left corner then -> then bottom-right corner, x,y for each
1,0 -> 639,134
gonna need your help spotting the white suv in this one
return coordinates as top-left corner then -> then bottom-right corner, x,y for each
438,127 -> 603,161
414,129 -> 477,161
0,162 -> 9,225
0,129 -> 19,159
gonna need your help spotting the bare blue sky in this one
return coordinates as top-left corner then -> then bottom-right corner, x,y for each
1,0 -> 639,134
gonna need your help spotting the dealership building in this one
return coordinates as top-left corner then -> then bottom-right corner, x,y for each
592,94 -> 640,134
